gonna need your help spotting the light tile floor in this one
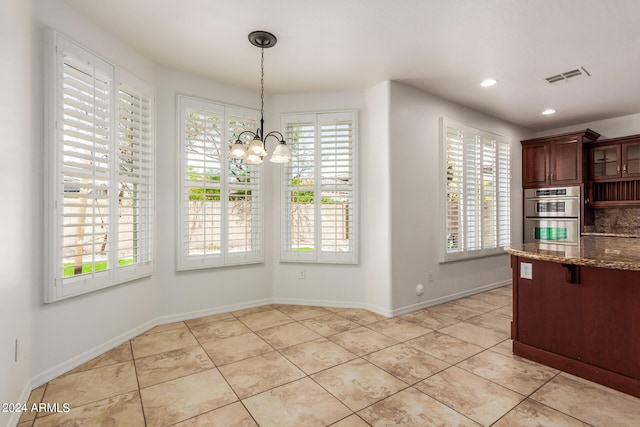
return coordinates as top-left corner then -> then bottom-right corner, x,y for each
18,285 -> 640,426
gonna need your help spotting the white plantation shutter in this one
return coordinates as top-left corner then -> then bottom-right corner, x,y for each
57,46 -> 113,296
445,127 -> 463,252
180,100 -> 224,267
282,111 -> 358,263
117,75 -> 154,282
320,117 -> 355,256
441,118 -> 511,262
283,116 -> 316,260
47,33 -> 155,302
496,142 -> 511,248
177,97 -> 262,270
227,111 -> 263,259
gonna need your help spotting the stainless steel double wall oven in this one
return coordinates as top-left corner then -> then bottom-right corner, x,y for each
524,186 -> 580,245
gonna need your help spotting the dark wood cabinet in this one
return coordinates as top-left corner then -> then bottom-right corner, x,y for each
591,144 -> 621,180
627,142 -> 640,177
521,129 -> 600,188
511,255 -> 640,398
522,142 -> 549,187
587,134 -> 640,207
590,135 -> 640,181
514,258 -> 584,360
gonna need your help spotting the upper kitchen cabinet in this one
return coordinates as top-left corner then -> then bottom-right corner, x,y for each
590,134 -> 640,181
521,129 -> 600,188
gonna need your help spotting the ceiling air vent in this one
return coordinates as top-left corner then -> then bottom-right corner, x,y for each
545,67 -> 591,85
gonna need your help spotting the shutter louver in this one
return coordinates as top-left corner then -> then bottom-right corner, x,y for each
482,138 -> 497,249
117,80 -> 154,277
48,32 -> 155,302
60,54 -> 113,283
464,133 -> 481,251
227,115 -> 261,255
446,128 -> 463,252
177,98 -> 262,270
285,121 -> 316,254
282,111 -> 358,263
320,119 -> 354,255
496,142 -> 511,248
443,119 -> 511,261
183,108 -> 224,260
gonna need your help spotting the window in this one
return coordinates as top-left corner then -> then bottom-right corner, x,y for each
281,111 -> 358,263
441,118 -> 511,262
177,96 -> 262,270
46,32 -> 154,302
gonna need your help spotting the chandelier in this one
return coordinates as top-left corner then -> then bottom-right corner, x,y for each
230,31 -> 291,164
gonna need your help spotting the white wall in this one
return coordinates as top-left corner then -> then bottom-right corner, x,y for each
270,91 -> 375,310
362,82 -> 393,313
155,68 -> 274,320
536,113 -> 640,140
388,81 -> 533,313
1,1 -> 34,425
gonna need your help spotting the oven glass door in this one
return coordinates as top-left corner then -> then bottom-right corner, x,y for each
524,218 -> 579,245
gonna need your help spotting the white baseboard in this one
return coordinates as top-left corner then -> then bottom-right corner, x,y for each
272,296 -> 369,311
390,279 -> 511,317
29,298 -> 277,388
4,381 -> 32,427
28,280 -> 510,390
30,319 -> 155,388
156,298 -> 273,325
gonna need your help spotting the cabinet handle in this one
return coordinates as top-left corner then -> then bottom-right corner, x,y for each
617,165 -> 620,173
623,164 -> 627,173
551,173 -> 555,181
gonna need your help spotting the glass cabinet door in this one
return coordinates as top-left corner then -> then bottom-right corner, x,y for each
591,145 -> 620,179
624,142 -> 640,177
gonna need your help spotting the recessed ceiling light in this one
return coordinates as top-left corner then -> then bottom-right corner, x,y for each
542,109 -> 556,115
480,79 -> 497,87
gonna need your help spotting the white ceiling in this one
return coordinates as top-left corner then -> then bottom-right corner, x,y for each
61,0 -> 640,131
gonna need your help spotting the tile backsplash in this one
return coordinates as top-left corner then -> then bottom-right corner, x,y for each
585,208 -> 640,235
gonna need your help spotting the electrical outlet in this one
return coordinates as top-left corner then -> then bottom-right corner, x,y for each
520,262 -> 533,280
427,271 -> 434,282
298,269 -> 306,280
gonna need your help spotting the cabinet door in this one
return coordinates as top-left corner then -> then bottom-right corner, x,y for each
522,142 -> 549,187
591,145 -> 621,181
581,266 -> 640,379
516,258 -> 583,360
623,142 -> 640,178
551,138 -> 581,185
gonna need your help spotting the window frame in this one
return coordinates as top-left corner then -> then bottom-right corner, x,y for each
280,111 -> 358,264
45,31 -> 155,302
176,95 -> 264,271
439,117 -> 511,263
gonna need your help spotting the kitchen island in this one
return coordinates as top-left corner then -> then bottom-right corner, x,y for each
505,236 -> 640,398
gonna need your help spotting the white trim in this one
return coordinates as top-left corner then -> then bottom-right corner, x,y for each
7,381 -> 33,427
390,279 -> 512,317
30,319 -> 155,388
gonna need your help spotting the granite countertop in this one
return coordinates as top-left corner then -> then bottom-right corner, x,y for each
504,235 -> 640,271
